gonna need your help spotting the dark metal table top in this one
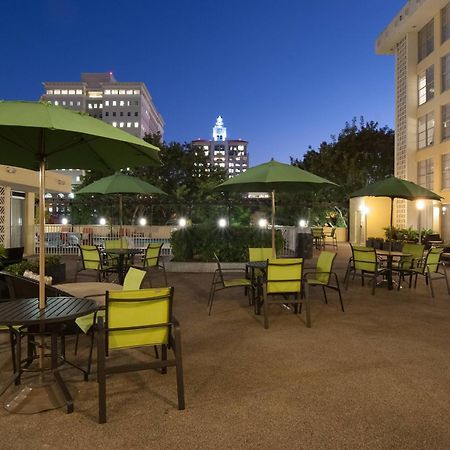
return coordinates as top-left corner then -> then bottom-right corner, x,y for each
246,261 -> 267,270
0,297 -> 98,327
103,248 -> 143,256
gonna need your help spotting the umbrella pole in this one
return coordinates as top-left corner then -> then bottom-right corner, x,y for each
389,198 -> 394,253
271,190 -> 276,258
39,159 -> 46,308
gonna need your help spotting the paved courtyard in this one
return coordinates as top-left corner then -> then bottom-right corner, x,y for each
1,244 -> 450,449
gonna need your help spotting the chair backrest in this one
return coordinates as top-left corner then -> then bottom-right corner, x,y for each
424,247 -> 443,273
79,245 -> 101,270
351,246 -> 377,272
311,228 -> 323,238
144,243 -> 163,268
401,243 -> 425,268
329,228 -> 336,238
106,287 -> 173,350
104,238 -> 128,250
213,253 -> 225,286
315,251 -> 337,284
248,247 -> 272,262
266,258 -> 303,295
122,267 -> 146,290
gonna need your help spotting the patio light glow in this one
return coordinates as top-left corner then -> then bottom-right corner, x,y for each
61,217 -> 68,225
359,205 -> 369,215
416,200 -> 425,210
178,217 -> 187,228
258,218 -> 268,228
299,219 -> 307,228
139,217 -> 147,226
99,217 -> 107,226
218,218 -> 227,228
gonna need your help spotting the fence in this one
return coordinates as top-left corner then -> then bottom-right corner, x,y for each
34,225 -> 175,256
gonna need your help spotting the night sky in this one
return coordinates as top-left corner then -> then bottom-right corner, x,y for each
1,0 -> 405,165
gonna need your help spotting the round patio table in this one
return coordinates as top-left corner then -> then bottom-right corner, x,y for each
0,296 -> 98,414
375,249 -> 411,290
103,248 -> 143,284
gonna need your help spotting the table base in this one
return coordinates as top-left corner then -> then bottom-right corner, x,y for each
4,377 -> 67,414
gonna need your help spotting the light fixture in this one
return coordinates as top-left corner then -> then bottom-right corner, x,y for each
299,219 -> 307,228
139,217 -> 147,226
258,218 -> 268,228
416,200 -> 425,210
218,218 -> 227,228
178,217 -> 187,228
359,205 -> 369,215
99,217 -> 107,226
61,217 -> 68,225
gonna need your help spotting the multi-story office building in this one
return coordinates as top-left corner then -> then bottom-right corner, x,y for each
369,0 -> 450,241
191,116 -> 249,177
41,72 -> 164,138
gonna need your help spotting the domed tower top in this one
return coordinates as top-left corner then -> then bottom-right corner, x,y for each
212,115 -> 227,141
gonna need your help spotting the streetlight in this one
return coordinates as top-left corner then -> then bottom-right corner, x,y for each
258,218 -> 268,228
178,217 -> 187,228
99,217 -> 107,226
61,217 -> 68,225
417,200 -> 425,244
139,217 -> 147,226
298,219 -> 307,228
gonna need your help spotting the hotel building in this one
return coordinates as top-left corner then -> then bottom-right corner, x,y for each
191,116 -> 249,178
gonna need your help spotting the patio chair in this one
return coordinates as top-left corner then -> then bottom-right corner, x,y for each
76,244 -> 116,282
74,266 -> 147,374
263,258 -> 305,329
247,247 -> 272,282
344,245 -> 386,295
97,287 -> 185,423
104,237 -> 128,266
303,251 -> 344,312
410,247 -> 450,298
142,243 -> 168,286
208,253 -> 255,315
311,227 -> 325,250
323,228 -> 338,249
393,243 -> 425,290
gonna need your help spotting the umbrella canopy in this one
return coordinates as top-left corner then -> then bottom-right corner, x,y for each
350,176 -> 442,249
76,172 -> 166,225
0,101 -> 160,309
216,159 -> 337,255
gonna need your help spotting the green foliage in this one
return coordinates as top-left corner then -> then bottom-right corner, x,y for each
5,256 -> 62,276
170,225 -> 284,262
0,245 -> 6,259
383,226 -> 420,241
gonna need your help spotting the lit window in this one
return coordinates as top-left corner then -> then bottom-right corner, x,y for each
54,100 -> 59,106
111,89 -> 117,95
119,100 -> 125,106
76,176 -> 81,182
104,100 -> 109,106
61,90 -> 68,95
94,104 -> 98,109
76,89 -> 82,95
238,145 -> 244,150
77,101 -> 81,106
133,90 -> 140,95
69,101 -> 73,106
134,122 -> 139,128
126,122 -> 131,128
119,122 -> 124,128
62,101 -> 66,106
119,89 -> 125,95
88,103 -> 92,109
126,90 -> 133,95
68,89 -> 75,95
104,90 -> 111,95
127,100 -> 131,106
112,101 -> 117,106
54,89 -> 61,95
46,90 -> 53,94
112,122 -> 117,127
99,104 -> 103,108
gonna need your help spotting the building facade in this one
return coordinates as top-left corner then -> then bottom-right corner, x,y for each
41,72 -> 164,138
191,116 -> 249,177
374,0 -> 450,241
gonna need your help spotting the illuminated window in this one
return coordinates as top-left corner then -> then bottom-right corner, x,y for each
93,104 -> 98,109
88,103 -> 92,109
62,101 -> 66,106
112,90 -> 118,95
127,100 -> 131,106
126,89 -> 133,95
119,122 -> 124,128
69,101 -> 73,106
119,89 -> 125,95
112,101 -> 117,106
120,100 -> 125,106
418,19 -> 434,62
237,145 -> 244,150
76,89 -> 82,95
77,101 -> 81,106
112,122 -> 117,127
54,89 -> 61,94
104,100 -> 109,106
104,90 -> 111,95
54,100 -> 59,105
68,89 -> 75,95
133,90 -> 140,95
134,122 -> 139,128
99,104 -> 103,108
126,122 -> 131,128
61,90 -> 68,95
47,90 -> 53,94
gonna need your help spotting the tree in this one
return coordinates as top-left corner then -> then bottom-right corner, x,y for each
283,117 -> 394,226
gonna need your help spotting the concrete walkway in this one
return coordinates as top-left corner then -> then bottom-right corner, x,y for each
1,244 -> 450,449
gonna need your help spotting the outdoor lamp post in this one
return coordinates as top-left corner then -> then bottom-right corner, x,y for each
178,217 -> 187,228
139,217 -> 147,226
417,200 -> 425,243
218,218 -> 227,228
99,217 -> 107,226
299,219 -> 307,228
61,217 -> 68,225
258,218 -> 268,228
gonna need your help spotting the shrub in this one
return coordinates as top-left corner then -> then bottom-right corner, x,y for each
5,255 -> 62,276
170,225 -> 284,262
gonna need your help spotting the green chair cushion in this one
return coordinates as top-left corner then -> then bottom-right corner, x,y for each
224,279 -> 252,288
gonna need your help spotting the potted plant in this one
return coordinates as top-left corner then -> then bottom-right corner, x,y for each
5,255 -> 66,283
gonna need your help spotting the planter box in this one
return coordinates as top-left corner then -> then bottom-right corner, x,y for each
46,263 -> 66,283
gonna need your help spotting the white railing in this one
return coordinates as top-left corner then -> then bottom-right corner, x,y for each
34,224 -> 175,256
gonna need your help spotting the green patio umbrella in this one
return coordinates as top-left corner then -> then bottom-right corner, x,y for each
216,159 -> 337,256
350,176 -> 442,249
0,101 -> 160,309
76,172 -> 166,226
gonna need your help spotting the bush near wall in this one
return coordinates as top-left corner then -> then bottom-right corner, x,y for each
170,225 -> 284,262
